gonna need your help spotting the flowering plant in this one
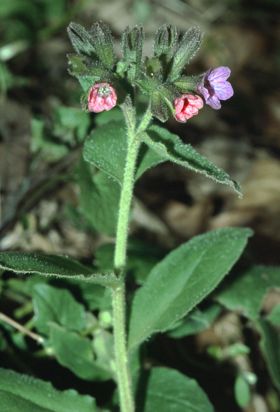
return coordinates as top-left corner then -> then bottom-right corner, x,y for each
0,21 -> 256,412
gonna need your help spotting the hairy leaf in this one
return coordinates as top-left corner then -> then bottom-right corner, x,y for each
0,252 -> 117,287
0,368 -> 97,412
142,125 -> 241,195
129,228 -> 252,349
83,120 -> 163,185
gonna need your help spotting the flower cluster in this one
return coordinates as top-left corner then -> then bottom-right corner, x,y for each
67,22 -> 234,122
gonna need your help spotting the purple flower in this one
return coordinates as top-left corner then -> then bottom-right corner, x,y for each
197,66 -> 234,110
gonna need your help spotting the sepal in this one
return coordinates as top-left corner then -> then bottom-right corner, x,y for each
151,85 -> 177,122
121,26 -> 144,83
169,26 -> 202,81
67,23 -> 95,57
174,74 -> 203,93
154,24 -> 177,58
89,22 -> 116,68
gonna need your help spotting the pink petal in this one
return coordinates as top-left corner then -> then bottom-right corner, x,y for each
174,97 -> 185,114
175,112 -> 188,122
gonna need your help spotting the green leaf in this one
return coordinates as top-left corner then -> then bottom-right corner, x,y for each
168,304 -> 221,339
0,252 -> 117,287
154,25 -> 177,58
67,23 -> 96,57
216,266 -> 280,320
0,367 -> 97,412
234,375 -> 251,408
169,26 -> 202,81
50,324 -> 110,381
83,120 -> 163,185
259,319 -> 280,390
142,125 -> 241,196
78,161 -> 120,236
142,367 -> 214,412
89,22 -> 116,68
54,106 -> 90,143
33,284 -> 86,334
128,227 -> 252,349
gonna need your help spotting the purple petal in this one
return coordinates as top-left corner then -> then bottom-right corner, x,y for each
206,94 -> 221,110
208,66 -> 231,82
213,81 -> 234,100
197,84 -> 210,101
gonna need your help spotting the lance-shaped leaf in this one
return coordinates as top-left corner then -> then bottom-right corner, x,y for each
89,22 -> 116,68
121,26 -> 144,82
83,120 -> 163,185
67,22 -> 96,57
142,125 -> 241,195
154,24 -> 177,58
0,252 -> 117,287
169,26 -> 202,81
0,368 -> 97,412
128,227 -> 252,349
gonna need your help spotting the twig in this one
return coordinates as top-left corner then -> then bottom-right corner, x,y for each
0,312 -> 44,344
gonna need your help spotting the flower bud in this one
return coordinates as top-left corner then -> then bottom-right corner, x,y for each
174,93 -> 203,122
88,82 -> 117,113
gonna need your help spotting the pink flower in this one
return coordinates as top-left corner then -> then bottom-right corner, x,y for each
174,94 -> 204,122
88,83 -> 117,113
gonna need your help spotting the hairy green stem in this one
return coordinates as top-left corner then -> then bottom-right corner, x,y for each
114,135 -> 140,271
112,282 -> 134,412
112,109 -> 141,412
